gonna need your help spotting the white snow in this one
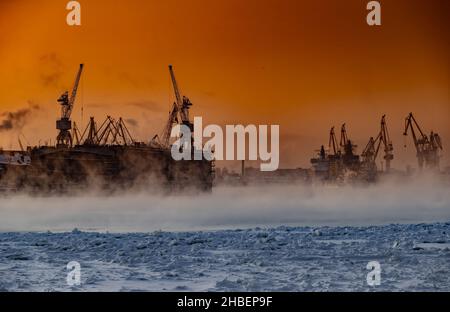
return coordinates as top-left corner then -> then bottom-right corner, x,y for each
0,222 -> 449,292
0,178 -> 449,291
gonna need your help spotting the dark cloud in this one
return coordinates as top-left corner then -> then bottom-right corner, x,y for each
0,102 -> 40,132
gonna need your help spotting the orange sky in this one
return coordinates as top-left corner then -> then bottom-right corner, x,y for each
0,0 -> 448,169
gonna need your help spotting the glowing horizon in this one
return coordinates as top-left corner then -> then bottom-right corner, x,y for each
0,0 -> 448,169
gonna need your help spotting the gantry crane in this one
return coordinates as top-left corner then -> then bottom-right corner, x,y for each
403,112 -> 443,169
56,64 -> 84,148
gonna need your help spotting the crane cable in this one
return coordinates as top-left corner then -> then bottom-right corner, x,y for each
81,67 -> 84,130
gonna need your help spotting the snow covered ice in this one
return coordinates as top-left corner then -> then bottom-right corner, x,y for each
0,223 -> 449,292
0,181 -> 449,292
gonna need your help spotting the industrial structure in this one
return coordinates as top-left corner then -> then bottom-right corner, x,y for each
56,64 -> 84,148
360,115 -> 394,179
311,124 -> 362,182
403,112 -> 443,170
0,62 -> 446,191
0,65 -> 214,194
311,115 -> 398,183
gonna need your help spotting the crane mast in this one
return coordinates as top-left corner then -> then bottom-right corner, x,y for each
56,64 -> 84,148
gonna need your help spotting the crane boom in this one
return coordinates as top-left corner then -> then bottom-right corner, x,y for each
340,123 -> 348,148
376,115 -> 394,171
169,65 -> 182,111
152,65 -> 194,149
66,64 -> 84,118
161,102 -> 179,147
328,127 -> 338,155
169,65 -> 191,124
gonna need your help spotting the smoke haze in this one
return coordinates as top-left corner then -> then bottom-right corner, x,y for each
0,103 -> 40,132
0,174 -> 448,233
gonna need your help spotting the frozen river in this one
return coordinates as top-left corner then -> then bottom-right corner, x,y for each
1,222 -> 449,291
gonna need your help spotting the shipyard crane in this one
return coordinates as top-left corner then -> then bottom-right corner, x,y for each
361,115 -> 394,173
160,102 -> 179,148
403,112 -> 443,169
169,65 -> 192,129
56,64 -> 84,148
378,115 -> 394,172
360,136 -> 378,181
340,123 -> 348,148
361,136 -> 377,163
339,123 -> 358,153
328,127 -> 339,156
362,116 -> 393,169
338,123 -> 360,169
155,65 -> 194,148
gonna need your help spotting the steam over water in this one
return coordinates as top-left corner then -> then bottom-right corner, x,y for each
0,174 -> 449,232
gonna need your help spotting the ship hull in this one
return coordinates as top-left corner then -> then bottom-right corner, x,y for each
0,145 -> 213,195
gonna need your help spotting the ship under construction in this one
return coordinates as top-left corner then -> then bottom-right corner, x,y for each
0,65 -> 214,194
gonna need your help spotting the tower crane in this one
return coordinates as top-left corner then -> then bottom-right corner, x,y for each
56,64 -> 84,148
403,112 -> 443,169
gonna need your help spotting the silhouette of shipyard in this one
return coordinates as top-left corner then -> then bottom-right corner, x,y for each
0,65 -> 447,193
0,65 -> 213,194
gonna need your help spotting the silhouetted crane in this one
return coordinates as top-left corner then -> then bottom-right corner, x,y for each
56,64 -> 84,147
154,65 -> 194,148
403,112 -> 442,169
328,126 -> 339,156
362,115 -> 394,172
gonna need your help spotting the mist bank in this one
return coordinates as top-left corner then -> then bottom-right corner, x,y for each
0,175 -> 449,232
